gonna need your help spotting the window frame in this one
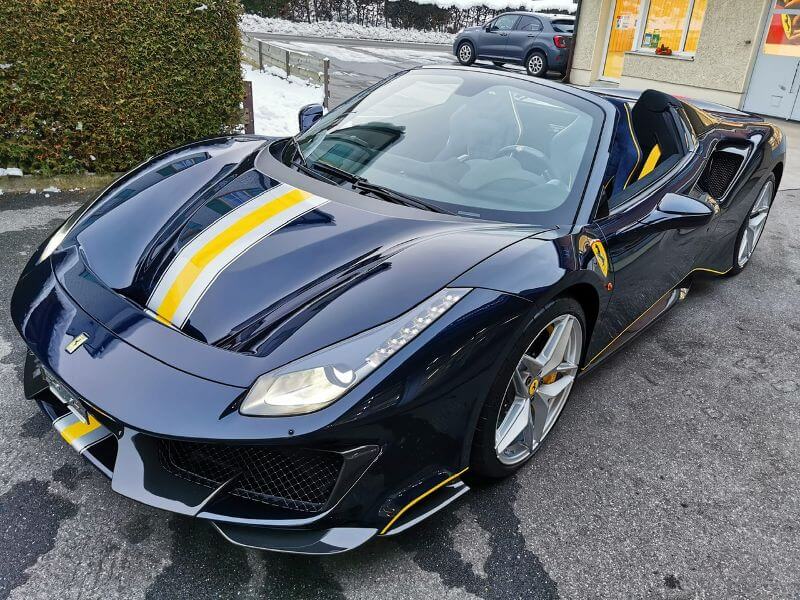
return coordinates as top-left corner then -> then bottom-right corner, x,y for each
631,0 -> 705,58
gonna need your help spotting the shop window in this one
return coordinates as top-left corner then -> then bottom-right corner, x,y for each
639,0 -> 707,55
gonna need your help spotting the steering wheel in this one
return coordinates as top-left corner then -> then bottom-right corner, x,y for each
493,145 -> 557,180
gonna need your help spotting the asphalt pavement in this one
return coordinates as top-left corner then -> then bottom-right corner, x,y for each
0,172 -> 798,599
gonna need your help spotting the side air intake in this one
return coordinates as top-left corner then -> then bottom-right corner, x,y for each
698,146 -> 747,200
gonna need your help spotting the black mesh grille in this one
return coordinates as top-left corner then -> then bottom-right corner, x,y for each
699,151 -> 743,199
158,440 -> 343,513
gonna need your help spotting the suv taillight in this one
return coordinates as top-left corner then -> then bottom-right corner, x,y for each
553,35 -> 569,49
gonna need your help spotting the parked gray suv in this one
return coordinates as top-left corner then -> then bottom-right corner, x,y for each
453,12 -> 574,77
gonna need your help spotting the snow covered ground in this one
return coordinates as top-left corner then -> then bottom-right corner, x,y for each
413,0 -> 575,11
242,63 -> 324,136
240,14 -> 454,45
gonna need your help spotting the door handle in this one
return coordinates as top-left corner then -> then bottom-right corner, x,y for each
527,34 -> 536,37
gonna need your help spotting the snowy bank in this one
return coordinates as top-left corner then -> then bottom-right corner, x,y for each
411,0 -> 575,12
242,64 -> 324,136
240,14 -> 454,45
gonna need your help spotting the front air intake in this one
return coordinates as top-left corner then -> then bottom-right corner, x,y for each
158,439 -> 343,513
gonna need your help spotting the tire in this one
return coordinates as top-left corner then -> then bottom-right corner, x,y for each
525,51 -> 547,77
457,41 -> 476,66
727,174 -> 776,276
492,61 -> 505,67
470,298 -> 585,479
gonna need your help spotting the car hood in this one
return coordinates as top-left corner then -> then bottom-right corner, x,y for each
56,137 -> 548,385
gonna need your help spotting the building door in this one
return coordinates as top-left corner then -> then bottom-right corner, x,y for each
744,2 -> 800,120
601,0 -> 642,80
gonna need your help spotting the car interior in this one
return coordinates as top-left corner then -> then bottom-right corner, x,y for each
599,89 -> 690,214
301,75 -> 689,223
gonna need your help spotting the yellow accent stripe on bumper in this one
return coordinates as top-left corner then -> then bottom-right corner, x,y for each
380,467 -> 469,535
59,414 -> 102,445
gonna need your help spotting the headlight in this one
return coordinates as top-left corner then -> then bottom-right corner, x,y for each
239,288 -> 471,417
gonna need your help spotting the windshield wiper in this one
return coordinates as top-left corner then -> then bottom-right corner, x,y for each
310,161 -> 360,183
352,179 -> 456,215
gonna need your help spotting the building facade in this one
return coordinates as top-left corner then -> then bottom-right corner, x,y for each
570,0 -> 800,121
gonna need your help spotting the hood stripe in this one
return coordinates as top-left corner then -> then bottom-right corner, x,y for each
148,184 -> 328,327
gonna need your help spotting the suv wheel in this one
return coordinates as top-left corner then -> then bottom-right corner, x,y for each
526,51 -> 547,77
457,41 -> 475,66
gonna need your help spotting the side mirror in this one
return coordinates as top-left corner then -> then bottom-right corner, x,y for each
641,193 -> 715,230
485,23 -> 494,32
298,104 -> 324,133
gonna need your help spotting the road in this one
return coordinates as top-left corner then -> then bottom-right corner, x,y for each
245,32 -> 557,108
0,174 -> 798,599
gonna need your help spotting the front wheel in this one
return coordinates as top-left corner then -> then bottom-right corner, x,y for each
526,51 -> 547,77
457,41 -> 475,66
728,174 -> 776,275
470,298 -> 585,479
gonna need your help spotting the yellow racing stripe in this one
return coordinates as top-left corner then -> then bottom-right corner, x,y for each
156,187 -> 312,323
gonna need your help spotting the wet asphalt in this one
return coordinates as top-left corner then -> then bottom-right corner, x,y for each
0,186 -> 798,599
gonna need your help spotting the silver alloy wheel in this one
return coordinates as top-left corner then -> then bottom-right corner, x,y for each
494,314 -> 582,465
737,179 -> 774,268
458,43 -> 472,63
528,54 -> 544,75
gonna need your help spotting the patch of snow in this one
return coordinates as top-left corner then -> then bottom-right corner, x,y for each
90,155 -> 96,161
5,167 -> 23,177
272,41 -> 390,63
412,0 -> 576,11
0,63 -> 11,69
241,14 -> 453,45
45,194 -> 50,198
0,189 -> 4,196
43,186 -> 61,193
29,188 -> 37,194
194,3 -> 208,10
242,63 -> 324,136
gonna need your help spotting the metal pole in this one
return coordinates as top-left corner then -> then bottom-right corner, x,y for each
323,57 -> 330,109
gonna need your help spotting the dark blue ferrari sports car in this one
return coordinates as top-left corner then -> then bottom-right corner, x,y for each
11,66 -> 785,554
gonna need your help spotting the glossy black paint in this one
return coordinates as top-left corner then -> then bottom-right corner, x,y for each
10,67 -> 786,552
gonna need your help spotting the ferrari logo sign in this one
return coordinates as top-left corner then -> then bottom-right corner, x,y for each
65,332 -> 89,354
591,241 -> 609,277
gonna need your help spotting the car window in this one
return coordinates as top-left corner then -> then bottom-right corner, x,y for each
516,16 -> 543,31
293,69 -> 604,226
492,15 -> 519,31
551,19 -> 574,33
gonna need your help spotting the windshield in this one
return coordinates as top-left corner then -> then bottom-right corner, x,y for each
291,69 -> 602,225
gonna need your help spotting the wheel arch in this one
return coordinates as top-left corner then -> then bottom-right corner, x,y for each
772,162 -> 783,190
555,282 -> 600,364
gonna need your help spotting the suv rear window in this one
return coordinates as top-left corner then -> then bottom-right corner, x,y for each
551,19 -> 574,33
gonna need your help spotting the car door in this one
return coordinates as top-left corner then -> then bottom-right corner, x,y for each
588,124 -> 717,362
505,15 -> 543,61
477,14 -> 519,58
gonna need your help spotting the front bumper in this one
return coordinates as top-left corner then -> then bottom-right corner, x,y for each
11,252 -> 531,553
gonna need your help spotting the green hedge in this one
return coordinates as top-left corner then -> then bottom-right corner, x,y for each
0,0 -> 243,174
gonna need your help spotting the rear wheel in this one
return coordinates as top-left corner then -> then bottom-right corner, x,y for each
728,174 -> 775,275
457,41 -> 476,66
526,51 -> 547,77
470,298 -> 585,479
